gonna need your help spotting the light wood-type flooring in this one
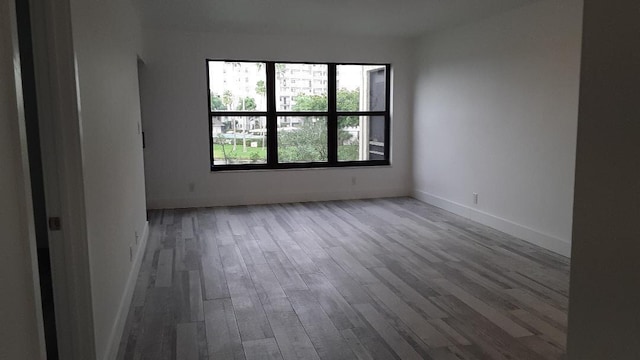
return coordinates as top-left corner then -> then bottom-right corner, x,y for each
117,197 -> 570,360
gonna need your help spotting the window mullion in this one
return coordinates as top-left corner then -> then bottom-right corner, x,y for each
327,64 -> 337,164
266,62 -> 277,165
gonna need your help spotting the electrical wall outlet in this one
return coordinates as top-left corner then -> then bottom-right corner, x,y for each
473,193 -> 479,204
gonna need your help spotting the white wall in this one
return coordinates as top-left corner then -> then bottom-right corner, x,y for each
412,0 -> 583,256
69,0 -> 148,357
141,30 -> 413,208
0,0 -> 45,358
567,1 -> 640,358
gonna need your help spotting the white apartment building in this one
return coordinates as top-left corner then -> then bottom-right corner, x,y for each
276,64 -> 328,110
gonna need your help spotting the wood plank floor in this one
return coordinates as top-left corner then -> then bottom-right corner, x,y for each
117,197 -> 570,360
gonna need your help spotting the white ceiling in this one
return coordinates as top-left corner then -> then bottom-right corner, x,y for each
133,0 -> 539,37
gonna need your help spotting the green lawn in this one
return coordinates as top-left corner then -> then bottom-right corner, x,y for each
213,144 -> 267,162
213,144 -> 360,162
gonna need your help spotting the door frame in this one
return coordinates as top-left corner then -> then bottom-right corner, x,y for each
29,0 -> 97,358
3,0 -> 47,357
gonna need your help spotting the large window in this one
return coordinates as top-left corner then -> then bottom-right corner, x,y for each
207,60 -> 390,170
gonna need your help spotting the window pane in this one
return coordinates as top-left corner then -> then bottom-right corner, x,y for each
338,116 -> 386,161
336,65 -> 386,111
208,61 -> 267,112
275,63 -> 328,111
277,116 -> 328,163
212,116 -> 267,165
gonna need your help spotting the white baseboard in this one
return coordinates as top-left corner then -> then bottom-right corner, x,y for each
413,190 -> 571,257
147,188 -> 410,209
103,220 -> 149,360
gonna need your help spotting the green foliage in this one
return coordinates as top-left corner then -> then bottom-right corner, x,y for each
214,134 -> 229,162
337,88 -> 359,111
255,80 -> 266,97
337,127 -> 359,161
337,88 -> 360,127
222,90 -> 234,110
277,120 -> 328,162
250,152 -> 261,163
281,88 -> 362,162
338,144 -> 359,161
210,94 -> 226,110
338,128 -> 352,144
292,95 -> 327,111
275,63 -> 286,79
236,97 -> 257,111
291,88 -> 360,126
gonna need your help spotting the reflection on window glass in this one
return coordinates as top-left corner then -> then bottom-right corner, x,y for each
208,61 -> 267,112
277,116 -> 328,163
212,116 -> 267,165
338,116 -> 385,161
336,65 -> 386,112
275,63 -> 328,111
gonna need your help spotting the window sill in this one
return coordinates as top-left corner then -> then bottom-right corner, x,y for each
209,161 -> 391,173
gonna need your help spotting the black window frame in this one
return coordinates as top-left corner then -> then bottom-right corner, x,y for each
207,60 -> 391,171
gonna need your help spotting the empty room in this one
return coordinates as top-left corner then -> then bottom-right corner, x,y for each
3,0 -> 640,359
